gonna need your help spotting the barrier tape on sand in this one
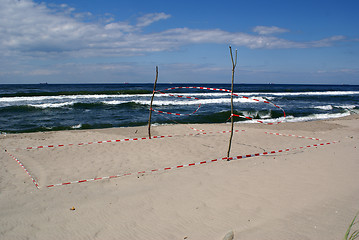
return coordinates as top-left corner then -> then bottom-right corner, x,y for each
16,130 -> 245,151
152,86 -> 286,125
5,150 -> 40,189
46,140 -> 337,188
265,132 -> 323,141
20,129 -> 311,151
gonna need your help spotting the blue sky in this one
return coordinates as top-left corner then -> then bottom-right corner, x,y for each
0,0 -> 358,84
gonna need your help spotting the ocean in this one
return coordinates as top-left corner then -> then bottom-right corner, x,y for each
0,83 -> 358,133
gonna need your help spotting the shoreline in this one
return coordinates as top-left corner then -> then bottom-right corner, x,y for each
1,115 -> 358,239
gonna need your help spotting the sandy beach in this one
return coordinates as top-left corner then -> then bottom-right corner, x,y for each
1,115 -> 358,240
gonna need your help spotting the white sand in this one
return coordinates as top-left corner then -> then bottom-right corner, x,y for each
1,115 -> 358,239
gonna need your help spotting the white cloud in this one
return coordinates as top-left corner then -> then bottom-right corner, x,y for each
104,22 -> 134,32
136,12 -> 171,28
145,28 -> 343,49
0,0 -> 92,54
309,35 -> 346,47
0,0 -> 346,60
253,26 -> 289,35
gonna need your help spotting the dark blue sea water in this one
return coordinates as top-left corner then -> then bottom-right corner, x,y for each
1,83 -> 358,133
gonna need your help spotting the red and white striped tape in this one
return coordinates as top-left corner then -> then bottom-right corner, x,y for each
151,86 -> 286,124
5,150 -> 40,189
17,129 -> 245,151
45,140 -> 337,188
152,89 -> 202,116
264,131 -> 323,141
5,129 -> 337,189
151,105 -> 202,116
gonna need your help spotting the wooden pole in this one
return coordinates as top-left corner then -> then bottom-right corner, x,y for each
227,46 -> 237,159
148,66 -> 158,139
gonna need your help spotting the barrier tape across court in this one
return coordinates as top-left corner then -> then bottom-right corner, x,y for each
5,150 -> 40,189
13,130 -> 245,151
13,130 -> 320,151
45,139 -> 337,188
4,131 -> 337,189
264,132 -> 323,141
3,129 -> 244,188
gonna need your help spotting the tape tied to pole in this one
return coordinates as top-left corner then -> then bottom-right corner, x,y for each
151,86 -> 286,124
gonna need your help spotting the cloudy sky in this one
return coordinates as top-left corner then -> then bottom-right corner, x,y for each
1,0 -> 358,84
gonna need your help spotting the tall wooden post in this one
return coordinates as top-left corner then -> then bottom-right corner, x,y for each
148,66 -> 158,139
227,46 -> 238,159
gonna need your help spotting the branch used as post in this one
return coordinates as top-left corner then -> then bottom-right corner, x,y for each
227,46 -> 238,159
148,66 -> 158,139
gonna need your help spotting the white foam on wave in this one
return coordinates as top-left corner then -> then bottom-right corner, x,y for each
314,105 -> 333,110
239,110 -> 273,119
242,112 -> 351,124
0,96 -> 63,103
2,90 -> 357,104
2,95 -> 271,109
152,98 -> 248,106
71,124 -> 82,129
101,100 -> 127,105
103,97 -> 268,106
285,112 -> 351,122
335,105 -> 356,109
29,102 -> 75,108
314,104 -> 357,111
0,94 -> 152,103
